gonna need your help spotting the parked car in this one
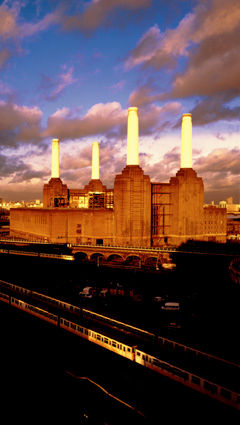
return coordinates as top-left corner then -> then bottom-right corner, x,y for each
78,286 -> 94,299
152,296 -> 165,304
162,263 -> 176,270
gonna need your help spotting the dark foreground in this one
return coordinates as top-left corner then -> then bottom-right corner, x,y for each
1,302 -> 239,424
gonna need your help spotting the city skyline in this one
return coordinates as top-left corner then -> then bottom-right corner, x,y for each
0,0 -> 240,202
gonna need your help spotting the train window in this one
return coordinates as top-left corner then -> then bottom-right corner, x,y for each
136,352 -> 140,356
123,346 -> 125,351
112,342 -> 116,348
97,335 -> 101,341
119,345 -> 122,350
162,363 -> 172,373
172,368 -> 188,381
127,348 -> 130,352
142,355 -> 145,361
204,381 -> 217,394
78,326 -> 83,333
104,338 -> 108,344
191,376 -> 200,386
220,388 -> 231,400
85,329 -> 88,335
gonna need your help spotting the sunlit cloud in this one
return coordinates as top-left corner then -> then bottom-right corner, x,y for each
0,0 -> 238,203
40,66 -> 78,101
0,101 -> 43,148
61,0 -> 152,33
45,101 -> 127,140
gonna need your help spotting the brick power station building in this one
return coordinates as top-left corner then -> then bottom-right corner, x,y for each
10,108 -> 227,247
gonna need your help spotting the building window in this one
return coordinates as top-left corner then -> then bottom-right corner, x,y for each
76,224 -> 82,234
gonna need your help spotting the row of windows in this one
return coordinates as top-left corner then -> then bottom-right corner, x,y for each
62,319 -> 132,352
35,216 -> 47,225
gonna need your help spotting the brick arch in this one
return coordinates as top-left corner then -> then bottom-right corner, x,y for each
90,252 -> 106,262
144,256 -> 158,266
107,254 -> 124,263
74,252 -> 88,261
125,255 -> 141,265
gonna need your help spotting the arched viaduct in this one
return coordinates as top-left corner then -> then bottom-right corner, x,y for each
72,244 -> 174,267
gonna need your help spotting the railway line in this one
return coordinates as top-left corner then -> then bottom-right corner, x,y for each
0,278 -> 239,410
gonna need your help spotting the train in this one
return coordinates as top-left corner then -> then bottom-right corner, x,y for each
1,278 -> 240,366
0,247 -> 74,261
0,287 -> 239,410
0,279 -> 155,343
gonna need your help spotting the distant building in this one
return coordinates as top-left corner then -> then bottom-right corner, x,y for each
214,198 -> 240,215
227,217 -> 240,240
10,109 -> 227,246
1,199 -> 43,210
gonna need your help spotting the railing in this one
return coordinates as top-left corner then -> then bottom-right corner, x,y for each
0,290 -> 239,410
0,248 -> 74,261
0,237 -> 177,252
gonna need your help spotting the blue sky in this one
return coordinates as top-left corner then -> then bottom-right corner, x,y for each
0,0 -> 239,202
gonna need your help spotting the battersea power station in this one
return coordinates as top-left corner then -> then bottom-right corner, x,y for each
10,108 -> 227,247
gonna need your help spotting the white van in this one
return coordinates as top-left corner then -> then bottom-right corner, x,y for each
78,286 -> 93,298
161,302 -> 180,311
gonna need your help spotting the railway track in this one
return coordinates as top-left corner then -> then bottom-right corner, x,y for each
0,278 -> 239,397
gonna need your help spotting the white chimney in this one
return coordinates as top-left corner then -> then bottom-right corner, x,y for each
92,141 -> 100,180
181,113 -> 192,168
127,107 -> 139,166
51,138 -> 60,178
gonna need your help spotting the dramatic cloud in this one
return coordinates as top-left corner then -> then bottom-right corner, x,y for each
194,147 -> 240,202
124,13 -> 195,70
129,84 -> 165,108
0,1 -> 63,70
0,101 -> 43,148
40,66 -> 78,101
0,48 -> 11,69
125,0 -> 240,125
0,2 -> 60,41
0,150 -> 47,183
61,145 -> 92,170
139,102 -> 182,135
45,100 -> 182,142
61,0 -> 152,33
60,138 -> 125,188
45,102 -> 127,140
195,148 -> 240,175
126,0 -> 240,71
0,2 -> 18,40
171,40 -> 240,98
190,96 -> 240,126
142,146 -> 240,202
0,153 -> 25,178
19,9 -> 61,39
144,146 -> 180,182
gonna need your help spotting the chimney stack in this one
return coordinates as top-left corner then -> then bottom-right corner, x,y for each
127,107 -> 139,166
91,141 -> 100,180
51,138 -> 60,178
181,113 -> 192,168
